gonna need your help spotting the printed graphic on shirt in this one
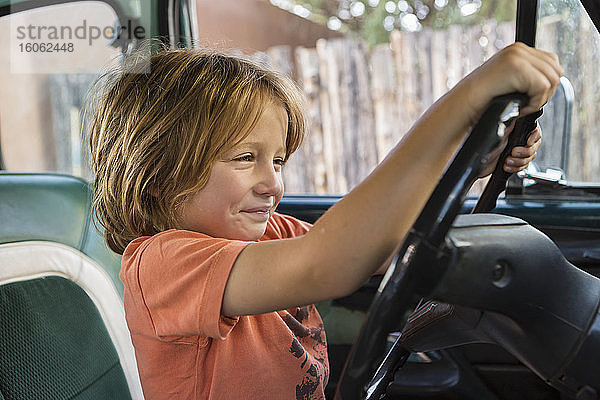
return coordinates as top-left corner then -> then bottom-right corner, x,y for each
281,305 -> 329,400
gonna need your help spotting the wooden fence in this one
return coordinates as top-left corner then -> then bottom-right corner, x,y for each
257,16 -> 600,194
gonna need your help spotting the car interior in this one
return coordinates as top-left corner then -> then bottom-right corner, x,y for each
1,0 -> 600,399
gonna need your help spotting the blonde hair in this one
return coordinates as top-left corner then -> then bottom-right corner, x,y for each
89,47 -> 306,254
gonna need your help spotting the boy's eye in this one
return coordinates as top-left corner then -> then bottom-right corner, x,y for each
273,158 -> 286,171
233,154 -> 254,162
274,157 -> 285,166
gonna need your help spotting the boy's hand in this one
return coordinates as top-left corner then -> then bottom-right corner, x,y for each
479,122 -> 542,177
461,42 -> 562,125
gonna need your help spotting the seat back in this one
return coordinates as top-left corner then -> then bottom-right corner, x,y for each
0,173 -> 123,294
0,173 -> 143,399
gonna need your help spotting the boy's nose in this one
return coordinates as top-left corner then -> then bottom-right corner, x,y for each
254,163 -> 283,196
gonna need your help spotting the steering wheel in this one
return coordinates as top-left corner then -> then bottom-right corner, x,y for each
334,94 -> 529,400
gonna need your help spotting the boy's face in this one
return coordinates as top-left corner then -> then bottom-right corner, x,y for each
179,103 -> 287,240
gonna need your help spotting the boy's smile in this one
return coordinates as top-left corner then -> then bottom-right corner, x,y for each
179,103 -> 288,241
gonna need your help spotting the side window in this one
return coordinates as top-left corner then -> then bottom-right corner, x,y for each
537,0 -> 600,183
0,1 -> 140,180
269,2 -> 518,194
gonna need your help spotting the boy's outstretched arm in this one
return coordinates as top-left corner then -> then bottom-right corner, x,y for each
222,43 -> 562,317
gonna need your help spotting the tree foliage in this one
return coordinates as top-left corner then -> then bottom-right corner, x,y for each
285,0 -> 516,46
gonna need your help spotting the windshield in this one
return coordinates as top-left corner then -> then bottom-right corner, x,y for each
536,0 -> 600,183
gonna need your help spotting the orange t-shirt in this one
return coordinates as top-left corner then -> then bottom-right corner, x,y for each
120,213 -> 329,399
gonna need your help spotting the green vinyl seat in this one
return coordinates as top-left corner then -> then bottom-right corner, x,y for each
0,173 -> 143,399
